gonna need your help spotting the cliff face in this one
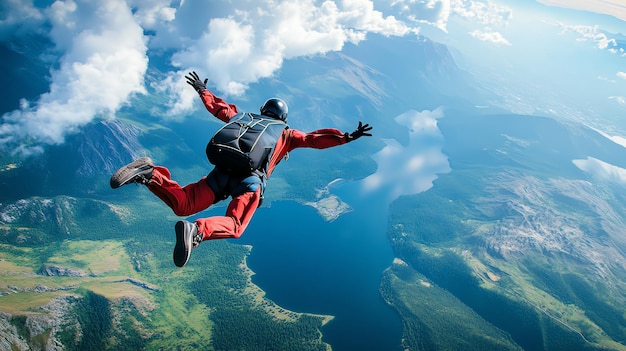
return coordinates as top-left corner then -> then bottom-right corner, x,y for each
1,292 -> 159,351
0,118 -> 146,201
69,119 -> 146,177
0,195 -> 127,244
1,296 -> 78,351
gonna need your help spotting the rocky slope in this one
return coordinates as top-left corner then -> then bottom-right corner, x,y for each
385,111 -> 626,350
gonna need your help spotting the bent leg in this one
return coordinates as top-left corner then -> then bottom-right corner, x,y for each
147,166 -> 215,216
196,188 -> 261,240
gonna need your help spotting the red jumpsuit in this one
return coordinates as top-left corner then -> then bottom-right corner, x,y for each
146,89 -> 348,242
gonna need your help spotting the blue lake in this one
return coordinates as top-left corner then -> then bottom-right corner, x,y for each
240,182 -> 403,351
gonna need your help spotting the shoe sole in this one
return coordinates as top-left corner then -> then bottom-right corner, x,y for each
173,221 -> 192,267
110,157 -> 153,189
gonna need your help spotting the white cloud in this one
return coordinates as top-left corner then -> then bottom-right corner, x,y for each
0,0 -> 44,40
0,0 -> 148,153
389,0 -> 512,34
617,72 -> 626,80
451,0 -> 512,26
152,70 -> 200,118
390,0 -> 452,32
362,108 -> 451,200
127,0 -> 176,29
609,96 -> 626,105
573,157 -> 626,185
164,0 -> 419,99
448,0 -> 513,45
561,24 -> 618,51
385,0 -> 515,50
1,0 -> 426,152
469,28 -> 511,45
0,0 -> 425,153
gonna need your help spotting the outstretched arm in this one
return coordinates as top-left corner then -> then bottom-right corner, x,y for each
185,71 -> 239,122
266,121 -> 373,177
288,128 -> 347,150
286,121 -> 373,151
286,122 -> 372,152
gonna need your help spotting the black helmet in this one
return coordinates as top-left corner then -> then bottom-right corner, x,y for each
260,98 -> 288,121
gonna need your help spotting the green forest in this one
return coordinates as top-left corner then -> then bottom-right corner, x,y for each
0,191 -> 331,350
383,170 -> 626,351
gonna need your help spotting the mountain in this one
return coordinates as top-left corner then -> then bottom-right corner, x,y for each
0,119 -> 145,201
384,111 -> 626,350
2,30 -> 625,351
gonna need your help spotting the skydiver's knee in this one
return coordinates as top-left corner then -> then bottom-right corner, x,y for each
173,207 -> 195,217
229,231 -> 243,239
229,218 -> 246,239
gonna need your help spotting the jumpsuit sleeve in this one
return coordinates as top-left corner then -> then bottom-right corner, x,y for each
265,128 -> 349,177
286,128 -> 348,151
199,89 -> 239,122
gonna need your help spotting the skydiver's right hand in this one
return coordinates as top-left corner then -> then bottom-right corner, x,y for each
185,71 -> 207,94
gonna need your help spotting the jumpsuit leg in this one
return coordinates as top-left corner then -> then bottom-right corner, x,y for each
196,188 -> 262,241
146,166 -> 216,216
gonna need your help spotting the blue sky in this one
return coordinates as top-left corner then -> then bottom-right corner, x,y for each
439,1 -> 626,131
0,0 -> 625,155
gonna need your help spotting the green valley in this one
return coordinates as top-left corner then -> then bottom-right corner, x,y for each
0,195 -> 332,350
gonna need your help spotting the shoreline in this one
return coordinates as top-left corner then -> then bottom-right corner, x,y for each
239,244 -> 335,324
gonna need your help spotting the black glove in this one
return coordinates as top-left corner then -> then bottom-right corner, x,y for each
185,71 -> 207,94
345,121 -> 373,142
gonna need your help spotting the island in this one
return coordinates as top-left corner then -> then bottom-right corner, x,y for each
304,179 -> 352,222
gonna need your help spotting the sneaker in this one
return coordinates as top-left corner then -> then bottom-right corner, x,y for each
110,157 -> 154,189
173,220 -> 202,267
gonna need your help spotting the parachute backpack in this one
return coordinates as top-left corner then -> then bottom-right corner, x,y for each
206,113 -> 288,175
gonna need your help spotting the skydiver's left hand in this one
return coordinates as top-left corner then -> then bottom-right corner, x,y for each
185,71 -> 207,94
346,121 -> 373,142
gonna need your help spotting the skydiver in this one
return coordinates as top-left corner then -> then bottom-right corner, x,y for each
110,71 -> 372,267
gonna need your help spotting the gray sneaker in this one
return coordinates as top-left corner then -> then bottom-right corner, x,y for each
110,157 -> 154,189
173,220 -> 202,267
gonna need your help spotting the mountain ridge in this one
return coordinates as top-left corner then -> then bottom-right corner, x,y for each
385,110 -> 626,350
